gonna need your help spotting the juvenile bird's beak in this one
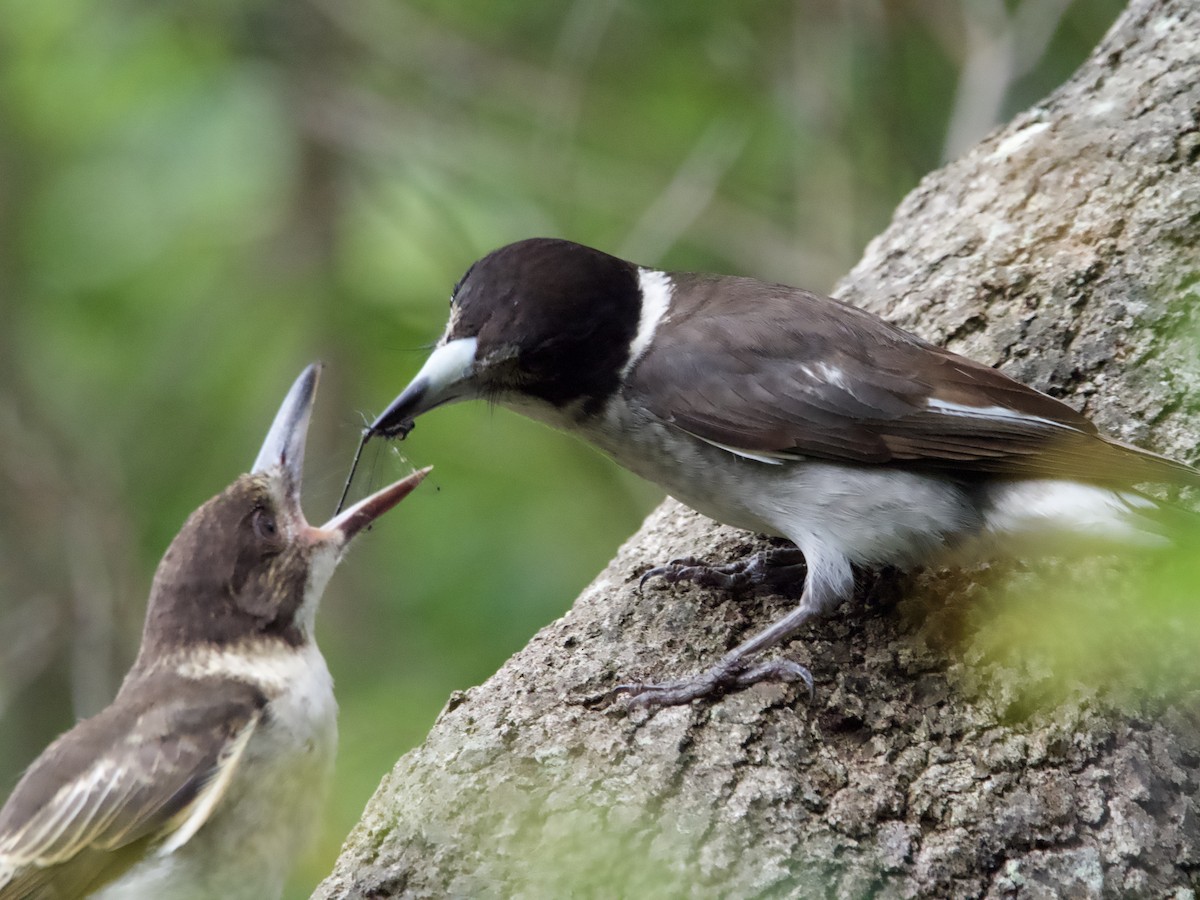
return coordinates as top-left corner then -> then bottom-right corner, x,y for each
253,362 -> 320,496
255,363 -> 429,544
315,468 -> 430,543
369,337 -> 479,439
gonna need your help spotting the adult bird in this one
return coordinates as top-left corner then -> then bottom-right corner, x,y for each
0,364 -> 428,899
364,237 -> 1197,709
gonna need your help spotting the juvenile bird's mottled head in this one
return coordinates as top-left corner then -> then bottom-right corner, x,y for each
138,364 -> 427,659
140,473 -> 323,652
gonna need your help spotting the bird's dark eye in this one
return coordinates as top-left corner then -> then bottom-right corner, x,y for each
252,507 -> 278,542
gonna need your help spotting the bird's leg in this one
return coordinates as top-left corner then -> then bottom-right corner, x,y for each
612,588 -> 824,709
638,547 -> 808,592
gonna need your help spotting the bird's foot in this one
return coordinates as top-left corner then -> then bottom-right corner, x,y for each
611,652 -> 814,710
638,547 -> 807,592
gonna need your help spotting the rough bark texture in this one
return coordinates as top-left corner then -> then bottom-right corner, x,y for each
316,2 -> 1200,897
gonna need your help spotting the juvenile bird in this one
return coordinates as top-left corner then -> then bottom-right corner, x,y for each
364,237 -> 1197,709
0,364 -> 428,899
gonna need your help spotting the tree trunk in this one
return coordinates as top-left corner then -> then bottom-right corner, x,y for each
315,1 -> 1200,896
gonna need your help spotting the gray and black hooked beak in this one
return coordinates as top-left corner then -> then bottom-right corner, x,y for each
368,337 -> 480,439
256,363 -> 429,543
334,337 -> 477,515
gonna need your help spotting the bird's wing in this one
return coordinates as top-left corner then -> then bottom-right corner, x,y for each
632,275 -> 1199,486
0,675 -> 264,900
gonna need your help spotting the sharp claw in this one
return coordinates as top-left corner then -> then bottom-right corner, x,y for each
636,571 -> 657,592
634,549 -> 808,594
610,682 -> 644,699
732,660 -> 815,702
618,679 -> 713,708
637,567 -> 665,592
610,677 -> 703,706
638,557 -> 706,591
610,657 -> 815,710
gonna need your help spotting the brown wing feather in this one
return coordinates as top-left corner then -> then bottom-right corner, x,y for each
632,274 -> 1200,486
0,676 -> 264,899
1,843 -> 148,900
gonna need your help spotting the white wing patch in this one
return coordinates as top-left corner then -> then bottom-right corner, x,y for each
687,432 -> 790,465
622,269 -> 674,379
799,362 -> 849,389
925,397 -> 1069,430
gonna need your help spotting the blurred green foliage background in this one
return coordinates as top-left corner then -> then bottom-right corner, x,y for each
0,1 -> 1125,895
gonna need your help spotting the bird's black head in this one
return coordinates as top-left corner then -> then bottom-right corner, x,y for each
136,365 -> 427,660
449,239 -> 642,408
371,238 -> 643,436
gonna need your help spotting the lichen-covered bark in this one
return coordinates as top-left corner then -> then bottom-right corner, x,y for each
315,2 -> 1200,896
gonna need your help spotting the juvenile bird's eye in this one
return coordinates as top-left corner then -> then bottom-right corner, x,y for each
252,507 -> 278,542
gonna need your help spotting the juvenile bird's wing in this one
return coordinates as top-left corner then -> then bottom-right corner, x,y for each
633,274 -> 1199,486
0,676 -> 264,900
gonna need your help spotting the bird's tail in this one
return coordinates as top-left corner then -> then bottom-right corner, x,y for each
982,478 -> 1191,553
